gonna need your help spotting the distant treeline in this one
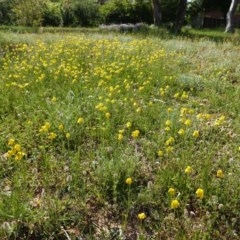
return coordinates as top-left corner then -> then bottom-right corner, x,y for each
0,0 -> 181,27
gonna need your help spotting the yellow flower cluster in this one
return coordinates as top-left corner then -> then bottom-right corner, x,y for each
165,137 -> 174,146
39,122 -> 58,140
214,115 -> 226,126
167,187 -> 205,210
7,139 -> 26,161
131,130 -> 140,139
95,103 -> 108,112
39,122 -> 51,133
48,132 -> 57,140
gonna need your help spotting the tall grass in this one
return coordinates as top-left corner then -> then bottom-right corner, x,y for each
0,29 -> 239,239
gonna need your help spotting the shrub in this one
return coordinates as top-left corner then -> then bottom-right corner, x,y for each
12,0 -> 47,27
43,2 -> 63,27
0,0 -> 13,25
61,0 -> 101,27
100,0 -> 179,25
100,0 -> 135,24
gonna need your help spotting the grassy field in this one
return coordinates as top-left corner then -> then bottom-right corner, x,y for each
0,28 -> 240,239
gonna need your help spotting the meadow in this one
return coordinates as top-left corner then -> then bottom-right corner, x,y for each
0,28 -> 240,239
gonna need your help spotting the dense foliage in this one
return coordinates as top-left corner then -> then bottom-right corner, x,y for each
100,0 -> 153,24
0,0 -> 189,27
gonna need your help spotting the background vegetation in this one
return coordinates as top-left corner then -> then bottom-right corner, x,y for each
0,0 -> 230,28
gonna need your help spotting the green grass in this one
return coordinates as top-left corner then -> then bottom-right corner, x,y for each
0,28 -> 240,239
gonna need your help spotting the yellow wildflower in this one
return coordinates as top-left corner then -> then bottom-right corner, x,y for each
178,129 -> 185,136
160,88 -> 165,96
192,130 -> 200,138
174,92 -> 180,99
131,130 -> 140,139
40,125 -> 48,132
166,146 -> 174,153
185,166 -> 193,174
51,96 -> 57,102
45,122 -> 51,130
217,169 -> 224,178
165,126 -> 171,132
77,117 -> 84,124
171,199 -> 180,209
136,107 -> 141,113
165,120 -> 172,126
180,107 -> 188,116
15,151 -> 25,161
105,112 -> 110,119
118,129 -> 124,134
7,149 -> 15,157
66,133 -> 71,139
181,91 -> 188,100
196,188 -> 204,199
215,115 -> 226,126
165,137 -> 174,146
58,124 -> 64,131
27,120 -> 33,125
118,133 -> 123,141
8,138 -> 15,146
48,132 -> 57,140
168,188 -> 176,196
40,122 -> 51,133
126,122 -> 132,128
125,178 -> 133,185
138,212 -> 146,220
13,144 -> 21,152
158,150 -> 164,157
184,119 -> 191,126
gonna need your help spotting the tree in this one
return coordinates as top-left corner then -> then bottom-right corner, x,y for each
61,0 -> 101,27
43,1 -> 63,26
151,0 -> 161,26
173,0 -> 187,32
12,0 -> 47,27
225,0 -> 240,32
151,0 -> 187,31
0,0 -> 15,24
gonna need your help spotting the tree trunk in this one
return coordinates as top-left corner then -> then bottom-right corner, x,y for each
152,0 -> 161,27
225,0 -> 240,33
173,0 -> 187,33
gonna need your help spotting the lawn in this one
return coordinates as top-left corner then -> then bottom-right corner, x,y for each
0,28 -> 240,239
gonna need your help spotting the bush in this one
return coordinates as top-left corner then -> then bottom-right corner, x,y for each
43,2 -> 63,27
100,0 -> 179,25
12,0 -> 47,27
134,0 -> 153,24
61,0 -> 101,27
100,0 -> 135,24
0,0 -> 13,25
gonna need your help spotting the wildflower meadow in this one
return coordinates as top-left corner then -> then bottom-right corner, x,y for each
0,29 -> 240,239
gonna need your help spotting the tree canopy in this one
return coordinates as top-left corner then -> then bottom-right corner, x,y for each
0,0 -> 238,32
